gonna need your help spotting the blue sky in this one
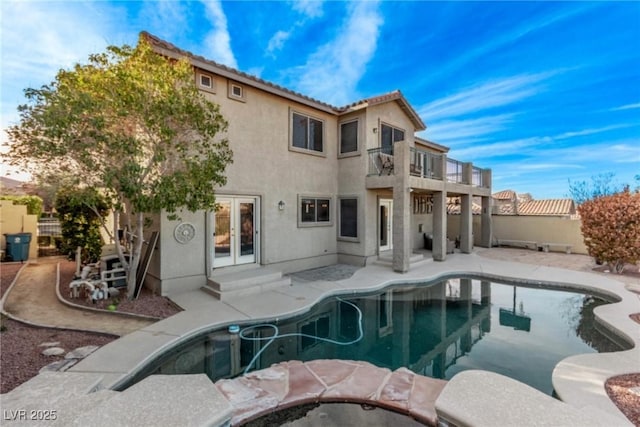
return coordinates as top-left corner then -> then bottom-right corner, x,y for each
1,1 -> 639,199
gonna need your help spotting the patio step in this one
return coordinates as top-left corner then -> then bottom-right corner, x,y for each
202,266 -> 291,300
373,252 -> 431,268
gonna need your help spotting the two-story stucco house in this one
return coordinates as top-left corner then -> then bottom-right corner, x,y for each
142,33 -> 492,299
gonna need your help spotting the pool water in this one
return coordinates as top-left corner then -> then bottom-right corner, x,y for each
127,277 -> 630,395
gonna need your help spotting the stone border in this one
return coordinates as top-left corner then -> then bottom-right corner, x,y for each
216,360 -> 446,426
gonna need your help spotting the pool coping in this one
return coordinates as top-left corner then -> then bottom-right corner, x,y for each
16,252 -> 640,425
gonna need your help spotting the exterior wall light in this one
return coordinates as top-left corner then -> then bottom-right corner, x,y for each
278,200 -> 285,210
373,127 -> 378,133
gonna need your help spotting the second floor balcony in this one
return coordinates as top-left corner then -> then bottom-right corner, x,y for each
366,142 -> 491,194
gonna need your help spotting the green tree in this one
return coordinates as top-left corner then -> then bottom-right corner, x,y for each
55,187 -> 110,263
5,35 -> 233,299
578,189 -> 640,274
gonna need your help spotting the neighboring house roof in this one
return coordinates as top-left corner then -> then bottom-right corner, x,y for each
143,32 -> 427,131
518,193 -> 533,202
492,190 -> 517,201
447,202 -> 482,215
446,197 -> 482,215
517,199 -> 576,216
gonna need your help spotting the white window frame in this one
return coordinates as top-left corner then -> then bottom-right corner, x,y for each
196,71 -> 216,93
227,81 -> 246,102
289,109 -> 326,156
298,195 -> 333,228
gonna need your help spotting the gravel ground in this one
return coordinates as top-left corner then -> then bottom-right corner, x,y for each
0,318 -> 116,393
57,260 -> 181,319
1,259 -> 178,394
1,262 -> 24,299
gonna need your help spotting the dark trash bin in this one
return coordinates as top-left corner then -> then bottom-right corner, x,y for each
4,233 -> 32,262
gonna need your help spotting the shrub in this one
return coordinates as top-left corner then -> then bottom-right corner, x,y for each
578,189 -> 640,274
55,187 -> 110,264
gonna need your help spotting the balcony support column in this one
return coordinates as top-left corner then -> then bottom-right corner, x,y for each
460,193 -> 473,253
481,195 -> 493,247
432,190 -> 447,261
392,140 -> 411,273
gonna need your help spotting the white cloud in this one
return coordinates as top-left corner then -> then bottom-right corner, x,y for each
419,72 -> 557,122
291,0 -> 324,18
292,1 -> 383,105
1,2 -> 127,90
424,114 -> 517,145
139,1 -> 189,40
267,31 -> 291,55
201,0 -> 238,68
611,102 -> 640,111
554,124 -> 632,140
1,1 -> 131,180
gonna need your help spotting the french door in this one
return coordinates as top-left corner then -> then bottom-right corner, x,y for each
212,197 -> 258,268
379,199 -> 393,252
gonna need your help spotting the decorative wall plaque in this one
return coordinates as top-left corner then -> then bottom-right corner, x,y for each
174,222 -> 196,244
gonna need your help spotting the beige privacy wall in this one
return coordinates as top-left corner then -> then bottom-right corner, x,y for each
0,200 -> 39,260
492,215 -> 588,254
446,214 -> 588,255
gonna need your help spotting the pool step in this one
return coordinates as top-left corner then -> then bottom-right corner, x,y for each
203,266 -> 292,300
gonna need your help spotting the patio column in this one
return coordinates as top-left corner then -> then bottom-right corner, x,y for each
481,195 -> 493,247
460,193 -> 473,253
392,140 -> 411,273
432,190 -> 447,261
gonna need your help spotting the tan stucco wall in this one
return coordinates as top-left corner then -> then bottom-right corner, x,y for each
158,75 -> 346,292
0,200 -> 38,260
490,215 -> 588,254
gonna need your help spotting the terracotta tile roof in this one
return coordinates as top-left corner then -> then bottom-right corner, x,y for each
143,31 -> 427,133
492,190 -> 517,201
447,197 -> 482,215
516,199 -> 576,216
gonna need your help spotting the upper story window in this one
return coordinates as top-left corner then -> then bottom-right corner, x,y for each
228,81 -> 246,102
381,123 -> 405,155
291,111 -> 324,153
196,71 -> 216,93
339,120 -> 358,155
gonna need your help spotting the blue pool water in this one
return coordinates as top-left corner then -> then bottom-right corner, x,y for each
124,276 -> 630,395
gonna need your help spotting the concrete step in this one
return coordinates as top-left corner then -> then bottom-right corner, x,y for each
203,266 -> 292,300
374,252 -> 428,267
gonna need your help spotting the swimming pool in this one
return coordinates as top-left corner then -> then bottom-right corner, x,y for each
123,276 -> 630,395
